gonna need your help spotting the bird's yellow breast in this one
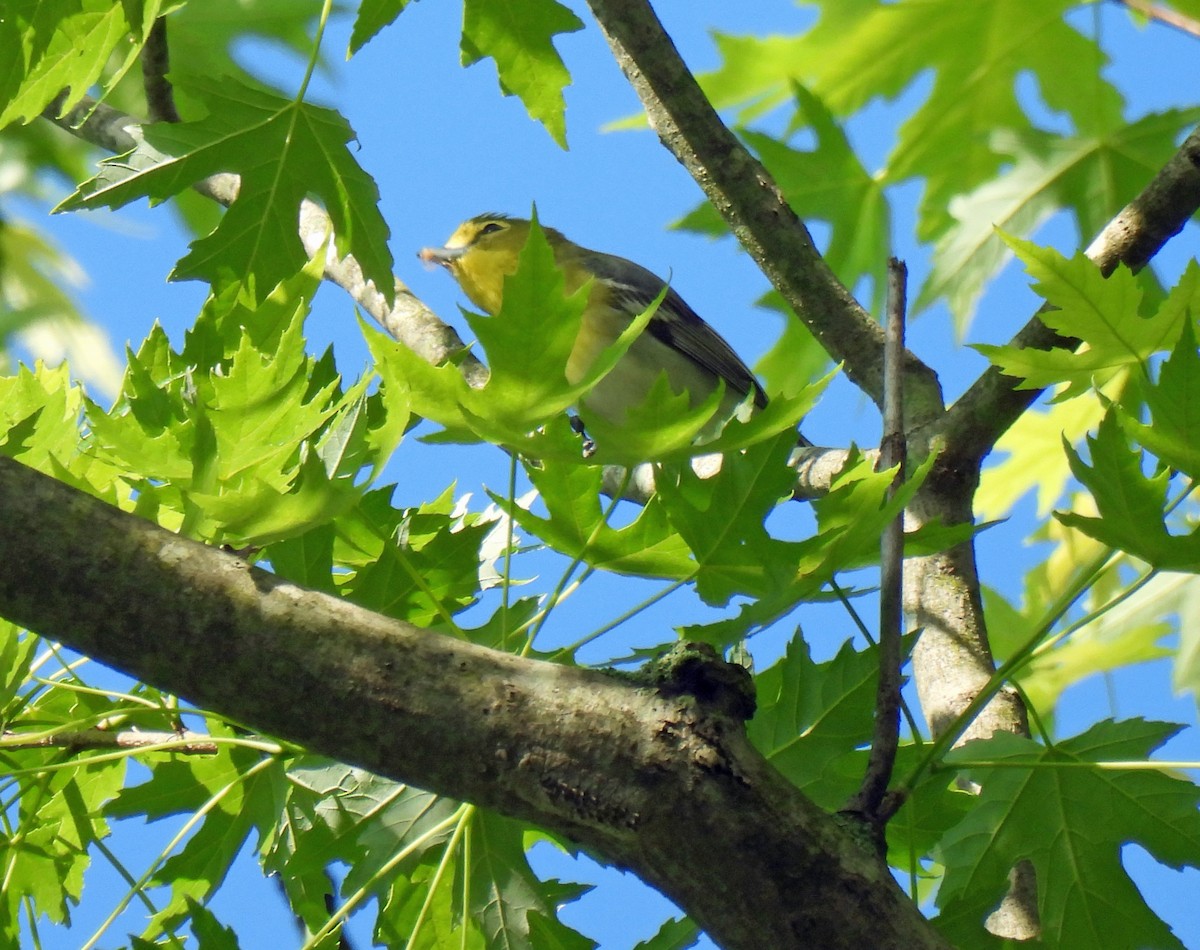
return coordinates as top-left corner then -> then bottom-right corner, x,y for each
448,235 -> 594,318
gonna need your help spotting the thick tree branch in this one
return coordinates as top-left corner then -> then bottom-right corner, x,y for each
0,455 -> 951,950
583,0 -> 944,426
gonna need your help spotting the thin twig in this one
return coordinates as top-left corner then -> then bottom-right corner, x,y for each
0,728 -> 218,754
142,17 -> 181,123
846,259 -> 907,828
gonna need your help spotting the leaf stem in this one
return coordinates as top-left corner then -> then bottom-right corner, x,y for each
296,0 -> 335,104
81,756 -> 278,950
519,466 -> 632,656
501,451 -> 519,649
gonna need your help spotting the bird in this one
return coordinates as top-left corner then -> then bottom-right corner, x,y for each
419,213 -> 802,446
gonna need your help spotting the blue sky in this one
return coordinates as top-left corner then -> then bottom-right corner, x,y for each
14,1 -> 1200,947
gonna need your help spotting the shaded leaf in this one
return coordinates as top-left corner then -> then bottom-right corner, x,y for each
918,111 -> 1200,330
748,634 -> 878,807
465,810 -> 594,949
938,720 -> 1200,950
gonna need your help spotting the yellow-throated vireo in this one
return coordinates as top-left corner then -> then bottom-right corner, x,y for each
419,214 -> 805,445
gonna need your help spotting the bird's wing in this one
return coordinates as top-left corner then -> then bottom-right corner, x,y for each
579,249 -> 767,408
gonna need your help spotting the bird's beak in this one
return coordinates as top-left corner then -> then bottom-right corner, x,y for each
418,245 -> 465,267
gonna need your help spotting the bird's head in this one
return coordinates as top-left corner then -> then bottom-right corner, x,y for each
419,214 -> 546,314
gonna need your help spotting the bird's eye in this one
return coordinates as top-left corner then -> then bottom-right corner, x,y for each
478,222 -> 506,237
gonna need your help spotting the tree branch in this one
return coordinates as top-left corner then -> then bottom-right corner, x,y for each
0,728 -> 219,755
582,0 -> 944,426
1112,0 -> 1200,38
141,17 -> 181,124
0,454 -> 952,950
901,118 -> 1200,949
941,123 -> 1200,464
848,259 -> 907,827
42,95 -> 489,390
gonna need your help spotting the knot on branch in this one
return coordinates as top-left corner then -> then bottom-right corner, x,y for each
641,641 -> 756,721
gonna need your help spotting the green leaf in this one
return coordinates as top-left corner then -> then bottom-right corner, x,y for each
700,0 -> 1124,242
975,237 -> 1185,396
1058,412 -> 1200,571
58,76 -> 392,303
348,0 -> 411,54
460,0 -> 584,148
165,0 -> 328,98
460,597 -> 541,653
885,765 -> 974,878
632,917 -> 700,950
186,899 -> 242,950
282,762 -> 460,888
578,372 -> 731,464
0,754 -> 127,927
0,0 -> 162,125
263,523 -> 337,591
88,290 -> 383,546
378,858 -> 476,949
999,570 -> 1176,714
917,111 -> 1200,330
655,431 -> 805,605
917,128 -> 1069,333
938,720 -> 1200,950
492,418 -> 695,580
976,395 -> 1108,521
748,634 -> 878,807
464,810 -> 594,949
0,621 -> 39,712
678,448 -> 936,644
104,735 -> 286,941
752,293 -> 831,401
345,496 -> 491,629
1170,577 -> 1200,705
803,448 -> 936,575
265,761 -> 462,940
462,213 -> 596,426
1124,316 -> 1200,479
628,365 -> 830,466
204,308 -> 340,480
0,362 -> 84,471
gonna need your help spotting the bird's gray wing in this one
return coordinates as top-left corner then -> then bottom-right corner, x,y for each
579,249 -> 767,409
